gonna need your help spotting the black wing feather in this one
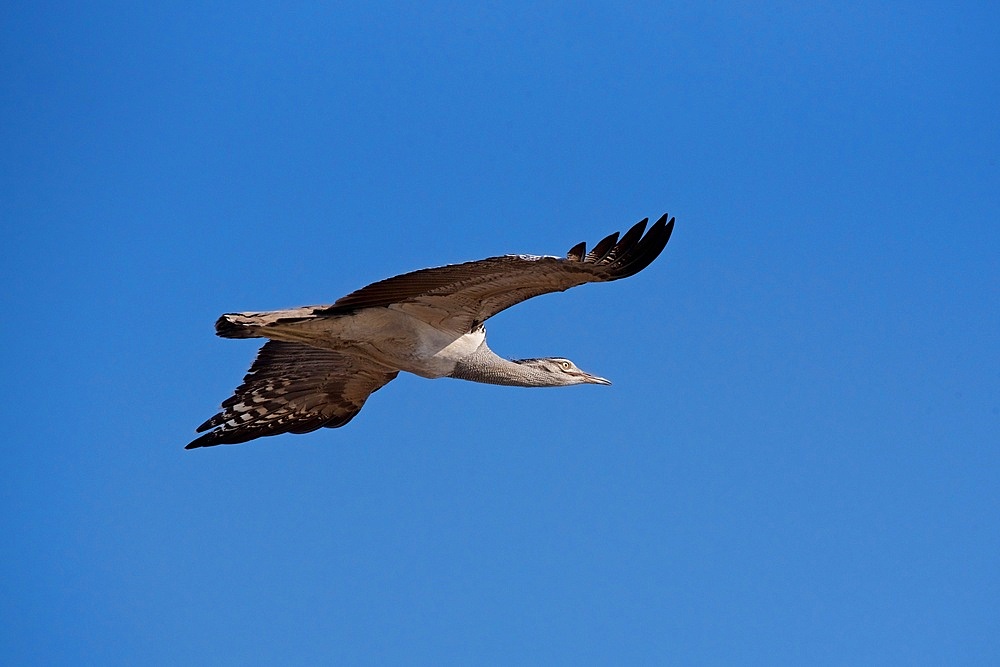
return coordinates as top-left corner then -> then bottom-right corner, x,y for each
585,231 -> 620,263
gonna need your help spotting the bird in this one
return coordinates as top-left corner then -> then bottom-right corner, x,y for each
187,214 -> 675,449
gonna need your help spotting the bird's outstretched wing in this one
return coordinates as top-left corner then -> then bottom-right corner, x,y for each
187,341 -> 398,448
314,214 -> 674,332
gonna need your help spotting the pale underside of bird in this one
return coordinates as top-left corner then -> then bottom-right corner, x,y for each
187,214 -> 675,449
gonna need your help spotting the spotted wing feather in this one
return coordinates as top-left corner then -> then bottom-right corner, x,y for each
187,341 -> 397,448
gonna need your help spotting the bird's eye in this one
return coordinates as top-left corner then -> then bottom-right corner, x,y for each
561,361 -> 571,370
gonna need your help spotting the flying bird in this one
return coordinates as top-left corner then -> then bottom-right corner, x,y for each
187,214 -> 675,448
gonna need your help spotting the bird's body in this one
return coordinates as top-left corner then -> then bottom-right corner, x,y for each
223,305 -> 486,378
188,214 -> 675,449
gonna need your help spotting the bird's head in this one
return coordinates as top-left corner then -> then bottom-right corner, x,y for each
513,357 -> 612,386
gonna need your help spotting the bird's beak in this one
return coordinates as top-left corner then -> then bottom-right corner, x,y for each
583,373 -> 612,386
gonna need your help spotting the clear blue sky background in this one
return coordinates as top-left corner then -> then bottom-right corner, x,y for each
2,2 -> 998,664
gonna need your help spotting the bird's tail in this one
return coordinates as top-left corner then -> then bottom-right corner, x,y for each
215,313 -> 265,338
214,307 -> 319,339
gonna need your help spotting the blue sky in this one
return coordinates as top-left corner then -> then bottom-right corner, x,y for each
2,2 -> 998,664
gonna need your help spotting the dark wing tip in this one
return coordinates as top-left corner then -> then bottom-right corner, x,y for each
185,425 -> 261,448
580,213 -> 674,280
606,213 -> 674,278
185,432 -> 217,449
566,241 -> 587,261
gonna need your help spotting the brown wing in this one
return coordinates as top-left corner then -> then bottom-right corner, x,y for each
314,214 -> 674,332
187,341 -> 398,448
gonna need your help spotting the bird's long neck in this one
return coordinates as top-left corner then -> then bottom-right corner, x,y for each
448,341 -> 559,387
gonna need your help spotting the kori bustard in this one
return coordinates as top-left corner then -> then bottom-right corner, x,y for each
187,214 -> 675,448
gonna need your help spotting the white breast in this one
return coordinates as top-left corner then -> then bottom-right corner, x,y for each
414,326 -> 486,378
